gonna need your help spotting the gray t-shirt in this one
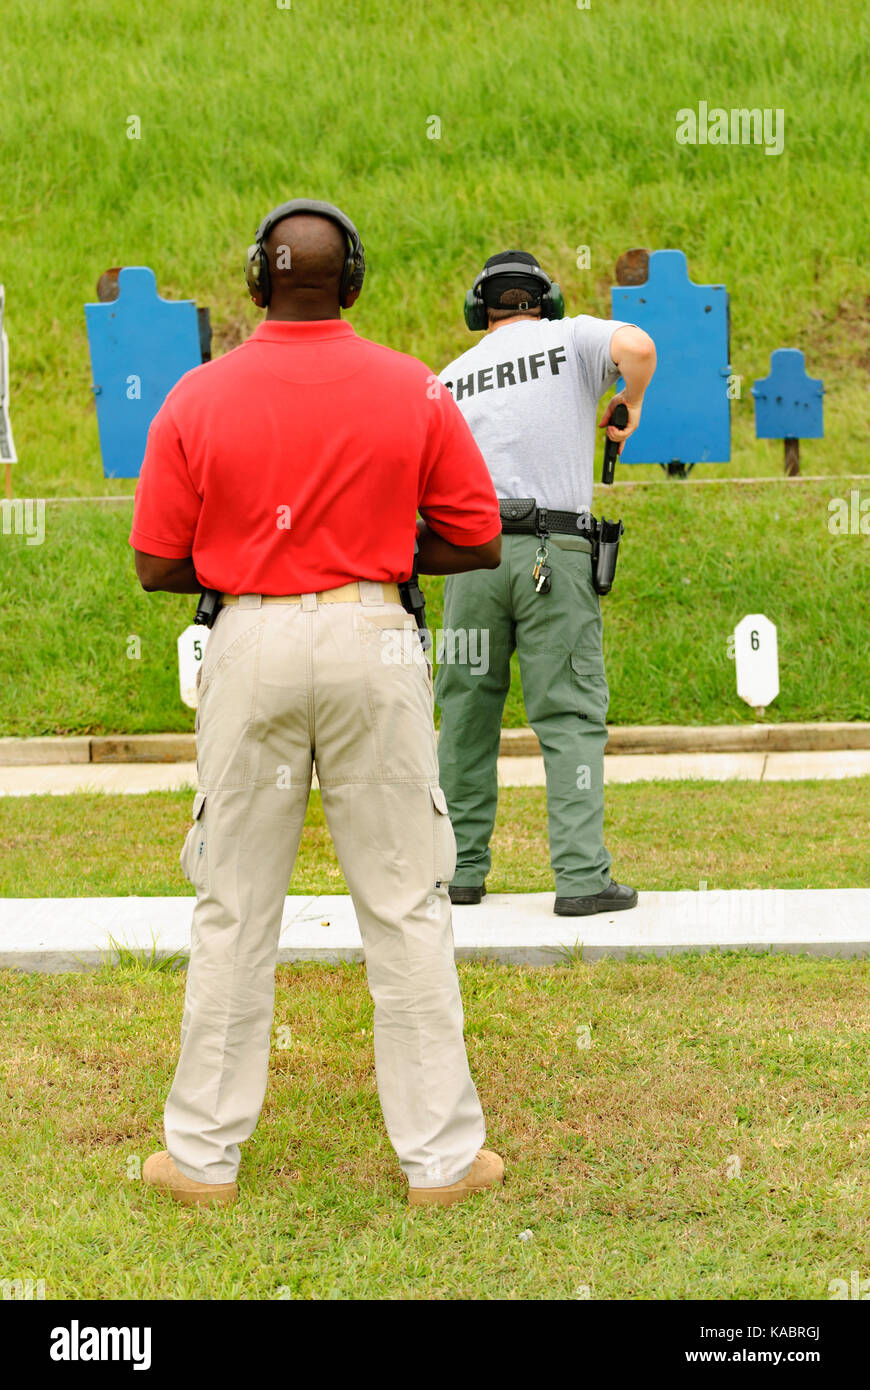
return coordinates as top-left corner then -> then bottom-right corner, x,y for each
438,314 -> 631,513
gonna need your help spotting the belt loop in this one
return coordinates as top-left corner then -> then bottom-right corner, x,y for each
301,592 -> 317,611
358,580 -> 384,606
238,594 -> 262,609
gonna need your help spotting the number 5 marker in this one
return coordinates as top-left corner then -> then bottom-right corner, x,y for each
177,624 -> 210,709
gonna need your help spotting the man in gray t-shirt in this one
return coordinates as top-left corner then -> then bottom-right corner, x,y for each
435,250 -> 656,915
441,310 -> 628,514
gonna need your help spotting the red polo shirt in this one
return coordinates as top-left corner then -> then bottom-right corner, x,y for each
129,319 -> 501,593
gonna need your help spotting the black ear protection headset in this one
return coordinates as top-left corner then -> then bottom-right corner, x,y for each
464,259 -> 565,331
245,198 -> 366,309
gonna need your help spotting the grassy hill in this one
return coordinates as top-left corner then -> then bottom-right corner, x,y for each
1,0 -> 868,497
1,0 -> 868,735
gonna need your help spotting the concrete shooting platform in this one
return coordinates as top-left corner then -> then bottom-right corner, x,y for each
1,890 -> 868,972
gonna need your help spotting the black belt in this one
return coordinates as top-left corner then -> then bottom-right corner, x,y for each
499,498 -> 595,538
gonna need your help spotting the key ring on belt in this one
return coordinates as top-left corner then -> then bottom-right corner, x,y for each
533,507 -> 550,579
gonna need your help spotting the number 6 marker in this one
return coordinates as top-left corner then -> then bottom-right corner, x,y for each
734,613 -> 779,714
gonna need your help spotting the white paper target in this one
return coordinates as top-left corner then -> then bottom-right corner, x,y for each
178,624 -> 210,709
734,614 -> 779,711
0,285 -> 17,465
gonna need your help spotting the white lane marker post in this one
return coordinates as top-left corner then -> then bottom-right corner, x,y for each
734,614 -> 779,717
177,625 -> 209,709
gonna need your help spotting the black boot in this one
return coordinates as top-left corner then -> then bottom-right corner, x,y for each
448,883 -> 486,906
554,880 -> 638,916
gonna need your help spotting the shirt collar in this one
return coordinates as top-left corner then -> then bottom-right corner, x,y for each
250,319 -> 357,344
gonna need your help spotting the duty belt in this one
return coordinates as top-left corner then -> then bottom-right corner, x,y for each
499,498 -> 595,541
221,582 -> 402,606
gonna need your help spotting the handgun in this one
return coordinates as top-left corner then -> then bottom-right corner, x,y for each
601,401 -> 629,486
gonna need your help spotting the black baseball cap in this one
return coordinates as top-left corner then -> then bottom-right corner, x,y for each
479,250 -> 546,307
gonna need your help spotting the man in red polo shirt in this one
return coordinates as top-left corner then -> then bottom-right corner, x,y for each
130,200 -> 504,1209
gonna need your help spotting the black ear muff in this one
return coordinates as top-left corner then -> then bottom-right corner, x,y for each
464,287 -> 488,332
246,198 -> 365,310
341,239 -> 366,308
245,241 -> 270,307
541,282 -> 565,320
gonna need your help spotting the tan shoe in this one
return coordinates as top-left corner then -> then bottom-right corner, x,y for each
408,1149 -> 504,1207
142,1150 -> 238,1208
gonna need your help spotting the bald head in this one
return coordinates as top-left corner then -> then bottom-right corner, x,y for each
262,213 -> 351,319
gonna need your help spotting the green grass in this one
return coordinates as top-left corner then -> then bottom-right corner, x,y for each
2,5 -> 867,1300
1,0 -> 868,736
1,951 -> 868,1299
1,477 -> 866,734
1,0 -> 868,501
102,932 -> 188,973
2,779 -> 868,897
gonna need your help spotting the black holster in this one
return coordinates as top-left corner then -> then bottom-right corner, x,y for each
399,542 -> 431,651
591,518 -> 624,596
194,588 -> 223,628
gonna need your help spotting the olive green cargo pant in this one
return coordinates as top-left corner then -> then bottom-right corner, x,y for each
166,584 -> 486,1189
435,533 -> 613,897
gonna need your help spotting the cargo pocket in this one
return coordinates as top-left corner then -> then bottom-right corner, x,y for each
430,785 -> 457,886
569,651 -> 610,725
179,791 -> 208,892
356,611 -> 425,671
194,664 -> 202,736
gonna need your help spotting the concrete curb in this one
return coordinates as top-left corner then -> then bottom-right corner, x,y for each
2,722 -> 870,766
502,723 -> 870,756
2,890 -> 868,971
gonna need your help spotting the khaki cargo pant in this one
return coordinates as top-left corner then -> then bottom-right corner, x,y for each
165,583 -> 486,1189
